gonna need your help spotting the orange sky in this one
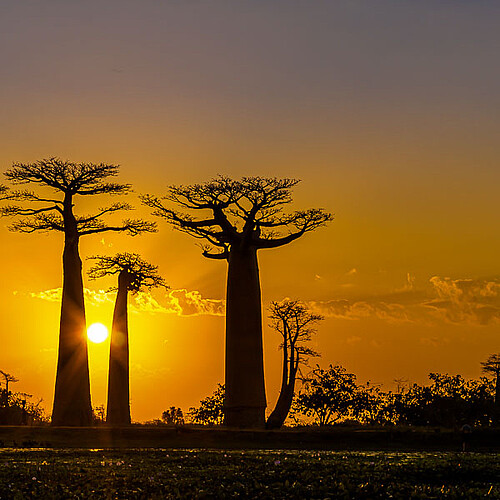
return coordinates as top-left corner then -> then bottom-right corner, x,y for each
1,1 -> 499,422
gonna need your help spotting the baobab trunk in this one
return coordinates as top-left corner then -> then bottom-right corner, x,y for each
106,271 -> 131,425
224,246 -> 266,428
52,222 -> 92,426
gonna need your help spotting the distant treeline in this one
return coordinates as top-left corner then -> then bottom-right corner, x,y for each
0,375 -> 48,425
157,364 -> 499,429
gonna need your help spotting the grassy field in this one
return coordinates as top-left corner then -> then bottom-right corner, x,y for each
1,448 -> 499,499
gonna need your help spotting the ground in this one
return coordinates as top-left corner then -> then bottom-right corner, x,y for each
1,448 -> 500,498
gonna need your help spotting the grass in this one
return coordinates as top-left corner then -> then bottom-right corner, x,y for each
1,448 -> 499,498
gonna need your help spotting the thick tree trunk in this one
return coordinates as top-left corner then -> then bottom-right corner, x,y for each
51,219 -> 92,426
106,272 -> 131,425
224,246 -> 266,428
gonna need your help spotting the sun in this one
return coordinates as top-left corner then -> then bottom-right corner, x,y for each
87,323 -> 109,343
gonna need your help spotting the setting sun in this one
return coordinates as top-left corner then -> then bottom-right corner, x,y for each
87,323 -> 109,344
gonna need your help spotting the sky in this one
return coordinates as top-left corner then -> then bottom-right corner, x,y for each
1,1 -> 499,422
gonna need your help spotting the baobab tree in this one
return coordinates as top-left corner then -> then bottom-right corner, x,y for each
481,354 -> 500,423
142,176 -> 332,427
1,158 -> 156,426
266,299 -> 322,429
88,252 -> 167,425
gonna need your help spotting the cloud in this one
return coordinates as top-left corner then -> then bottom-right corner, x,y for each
129,289 -> 225,316
310,277 -> 500,326
165,289 -> 225,317
425,277 -> 500,325
26,287 -> 225,317
22,276 -> 500,325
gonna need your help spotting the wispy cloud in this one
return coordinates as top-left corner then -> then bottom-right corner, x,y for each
26,287 -> 225,317
309,276 -> 500,326
22,276 -> 500,325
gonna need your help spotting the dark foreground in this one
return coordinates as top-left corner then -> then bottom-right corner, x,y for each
2,426 -> 500,452
1,448 -> 499,498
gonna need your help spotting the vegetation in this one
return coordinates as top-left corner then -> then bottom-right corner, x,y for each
290,366 -> 497,428
1,158 -> 156,426
1,448 -> 499,498
180,360 -> 499,430
0,371 -> 48,425
142,177 -> 332,428
187,384 -> 225,426
161,407 -> 185,425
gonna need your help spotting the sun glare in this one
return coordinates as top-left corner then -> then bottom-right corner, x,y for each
87,323 -> 109,344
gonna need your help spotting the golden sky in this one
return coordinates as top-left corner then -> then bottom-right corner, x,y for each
1,1 -> 499,421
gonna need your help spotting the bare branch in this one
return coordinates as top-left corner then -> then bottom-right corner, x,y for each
5,189 -> 64,206
257,208 -> 333,249
76,202 -> 133,224
78,218 -> 157,236
7,213 -> 65,233
201,243 -> 230,260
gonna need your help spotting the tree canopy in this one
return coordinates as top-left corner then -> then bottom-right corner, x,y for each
88,252 -> 167,292
142,176 -> 332,259
2,158 -> 156,236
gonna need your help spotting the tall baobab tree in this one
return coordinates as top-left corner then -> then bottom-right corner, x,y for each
88,253 -> 167,425
481,354 -> 500,423
0,370 -> 19,406
266,299 -> 322,429
142,177 -> 332,427
1,158 -> 156,426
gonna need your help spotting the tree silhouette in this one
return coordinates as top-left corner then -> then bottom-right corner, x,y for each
88,252 -> 167,425
294,364 -> 359,426
142,176 -> 332,428
0,370 -> 19,406
188,384 -> 225,426
2,158 -> 156,426
481,354 -> 500,423
161,407 -> 185,425
266,299 -> 322,429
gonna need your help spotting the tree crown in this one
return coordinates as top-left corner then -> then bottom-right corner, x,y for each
2,158 -> 156,237
88,252 -> 167,293
142,176 -> 332,259
269,298 -> 322,365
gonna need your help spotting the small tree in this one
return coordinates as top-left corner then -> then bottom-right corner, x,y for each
143,177 -> 332,428
481,354 -> 500,423
294,365 -> 358,426
88,252 -> 167,426
188,384 -> 225,426
2,158 -> 156,426
266,299 -> 322,429
162,407 -> 185,425
0,370 -> 19,406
